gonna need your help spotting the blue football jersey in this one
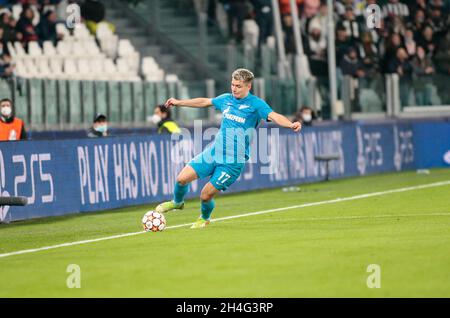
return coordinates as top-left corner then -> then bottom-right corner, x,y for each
211,92 -> 273,163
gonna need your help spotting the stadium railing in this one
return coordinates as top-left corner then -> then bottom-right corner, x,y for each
332,73 -> 450,120
1,77 -> 216,131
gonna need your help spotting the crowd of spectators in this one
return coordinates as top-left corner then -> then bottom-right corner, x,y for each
209,0 -> 450,108
0,0 -> 109,78
216,0 -> 450,81
0,1 -> 70,77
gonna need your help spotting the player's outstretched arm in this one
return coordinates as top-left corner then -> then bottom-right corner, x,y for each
268,112 -> 302,133
165,97 -> 213,108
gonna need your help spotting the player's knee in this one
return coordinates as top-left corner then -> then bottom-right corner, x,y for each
200,190 -> 214,202
176,175 -> 189,186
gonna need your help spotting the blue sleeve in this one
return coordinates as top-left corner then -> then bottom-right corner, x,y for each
256,99 -> 273,121
211,93 -> 230,112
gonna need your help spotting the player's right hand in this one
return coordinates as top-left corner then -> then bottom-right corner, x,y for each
291,121 -> 302,133
165,98 -> 179,108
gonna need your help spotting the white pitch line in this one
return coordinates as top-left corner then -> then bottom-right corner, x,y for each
0,180 -> 449,259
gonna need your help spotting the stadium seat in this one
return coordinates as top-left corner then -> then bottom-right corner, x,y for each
24,59 -> 39,77
36,59 -> 52,78
49,59 -> 64,78
14,42 -> 28,58
145,69 -> 165,82
43,41 -> 57,57
56,41 -> 72,56
73,24 -> 93,41
63,59 -> 78,79
15,60 -> 27,77
5,13 -> 167,84
56,23 -> 71,38
165,74 -> 179,82
77,59 -> 91,77
96,22 -> 114,39
118,39 -> 136,57
99,35 -> 119,58
116,58 -> 133,76
28,42 -> 43,57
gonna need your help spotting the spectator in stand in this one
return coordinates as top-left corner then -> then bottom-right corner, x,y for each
279,0 -> 303,17
335,23 -> 354,66
16,5 -> 39,46
293,106 -> 316,126
417,25 -> 437,56
387,47 -> 412,76
0,12 -> 23,46
335,0 -> 348,16
151,105 -> 181,134
302,0 -> 320,17
408,0 -> 427,19
408,9 -> 426,35
222,0 -> 248,44
428,4 -> 446,39
389,47 -> 414,105
434,29 -> 450,75
412,46 -> 435,76
81,0 -> 116,35
404,29 -> 417,56
87,113 -> 108,138
305,17 -> 327,76
358,32 -> 380,78
279,2 -> 295,54
0,98 -> 27,141
340,46 -> 365,78
299,0 -> 320,39
382,32 -> 403,73
382,0 -> 410,21
386,15 -> 407,35
81,0 -> 106,23
250,0 -> 273,49
0,53 -> 14,78
341,5 -> 362,42
308,1 -> 328,39
36,10 -> 62,45
411,46 -> 436,105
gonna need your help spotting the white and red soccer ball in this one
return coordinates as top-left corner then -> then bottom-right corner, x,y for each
142,211 -> 166,232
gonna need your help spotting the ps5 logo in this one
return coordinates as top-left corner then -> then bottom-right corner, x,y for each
366,4 -> 381,29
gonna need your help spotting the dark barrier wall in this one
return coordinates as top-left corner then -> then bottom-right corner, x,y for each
1,120 -> 449,222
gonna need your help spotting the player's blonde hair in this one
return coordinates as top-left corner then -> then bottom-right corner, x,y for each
232,68 -> 255,83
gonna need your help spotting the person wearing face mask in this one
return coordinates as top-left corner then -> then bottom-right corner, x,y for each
294,106 -> 315,126
87,113 -> 108,138
151,105 -> 181,134
0,98 -> 27,141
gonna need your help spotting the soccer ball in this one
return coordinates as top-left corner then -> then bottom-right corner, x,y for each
142,211 -> 166,232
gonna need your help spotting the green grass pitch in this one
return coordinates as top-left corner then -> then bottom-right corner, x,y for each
0,169 -> 449,297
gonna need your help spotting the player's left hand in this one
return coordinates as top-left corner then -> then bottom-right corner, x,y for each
291,121 -> 302,133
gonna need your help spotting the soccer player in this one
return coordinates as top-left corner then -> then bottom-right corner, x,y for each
155,69 -> 302,228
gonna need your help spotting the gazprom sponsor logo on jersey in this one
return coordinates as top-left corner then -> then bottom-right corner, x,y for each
223,106 -> 246,123
223,113 -> 246,124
